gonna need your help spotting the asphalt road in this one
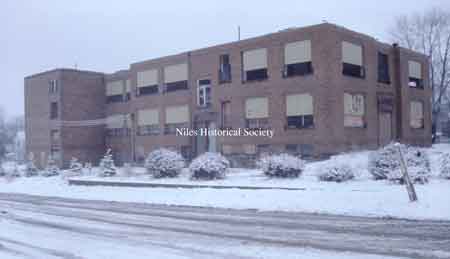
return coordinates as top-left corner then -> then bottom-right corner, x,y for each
0,192 -> 449,259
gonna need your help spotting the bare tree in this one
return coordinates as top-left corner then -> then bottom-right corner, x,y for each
390,8 -> 450,140
0,107 -> 7,159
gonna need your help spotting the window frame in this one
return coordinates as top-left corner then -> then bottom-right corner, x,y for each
341,41 -> 365,79
343,92 -> 366,128
410,100 -> 425,129
283,40 -> 313,78
50,102 -> 58,120
377,52 -> 390,84
219,54 -> 232,84
242,48 -> 269,83
197,79 -> 212,108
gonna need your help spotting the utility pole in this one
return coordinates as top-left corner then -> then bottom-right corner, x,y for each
396,144 -> 418,202
238,26 -> 241,41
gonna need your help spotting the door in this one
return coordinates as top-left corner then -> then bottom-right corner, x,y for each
195,121 -> 208,155
379,112 -> 392,146
208,122 -> 217,152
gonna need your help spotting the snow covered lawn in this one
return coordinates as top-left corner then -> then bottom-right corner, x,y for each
1,144 -> 449,221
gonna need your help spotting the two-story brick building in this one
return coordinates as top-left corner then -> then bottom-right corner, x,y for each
25,23 -> 431,168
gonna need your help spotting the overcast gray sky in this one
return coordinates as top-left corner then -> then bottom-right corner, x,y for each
2,0 -> 449,118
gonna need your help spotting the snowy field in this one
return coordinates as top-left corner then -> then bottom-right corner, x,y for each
1,144 -> 450,221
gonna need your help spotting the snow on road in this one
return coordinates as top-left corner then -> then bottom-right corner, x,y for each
0,194 -> 431,259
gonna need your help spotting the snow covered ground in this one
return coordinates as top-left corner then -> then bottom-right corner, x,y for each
1,144 -> 450,221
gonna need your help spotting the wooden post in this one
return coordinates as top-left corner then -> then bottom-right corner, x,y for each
397,145 -> 418,202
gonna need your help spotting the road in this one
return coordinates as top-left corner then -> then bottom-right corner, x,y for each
0,192 -> 449,259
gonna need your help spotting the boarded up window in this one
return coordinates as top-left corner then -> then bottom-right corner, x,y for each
243,48 -> 267,71
165,105 -> 189,124
164,63 -> 188,83
286,94 -> 313,116
408,61 -> 422,79
222,145 -> 233,155
344,93 -> 365,127
243,144 -> 257,154
137,69 -> 158,88
285,40 -> 311,65
410,101 -> 424,129
106,81 -> 123,96
245,97 -> 268,119
342,41 -> 363,66
138,109 -> 159,126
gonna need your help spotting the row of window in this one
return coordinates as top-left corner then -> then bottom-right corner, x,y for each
221,143 -> 314,158
105,41 -> 424,105
106,93 -> 425,138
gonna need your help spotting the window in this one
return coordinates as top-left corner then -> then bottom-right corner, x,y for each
344,93 -> 365,128
245,97 -> 270,129
50,102 -> 58,119
342,41 -> 365,78
377,52 -> 390,84
222,145 -> 233,155
137,69 -> 159,96
49,80 -> 58,94
125,79 -> 131,101
106,81 -> 124,103
286,93 -> 314,129
242,48 -> 268,82
221,101 -> 232,129
219,54 -> 232,83
197,79 -> 211,107
50,130 -> 60,143
285,144 -> 314,158
106,114 -> 130,137
257,144 -> 271,156
284,40 -> 313,77
410,101 -> 424,129
408,61 -> 423,88
50,147 -> 61,161
137,109 -> 160,136
164,105 -> 189,134
164,63 -> 188,92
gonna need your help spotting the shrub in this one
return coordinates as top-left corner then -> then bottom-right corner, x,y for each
0,162 -> 5,177
257,153 -> 304,178
24,153 -> 38,177
189,152 -> 230,180
368,143 -> 430,184
98,149 -> 116,177
41,157 -> 59,177
318,164 -> 355,182
145,148 -> 185,178
69,157 -> 83,174
439,153 -> 450,179
24,158 -> 39,177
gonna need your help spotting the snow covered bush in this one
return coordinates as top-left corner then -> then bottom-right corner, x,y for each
257,153 -> 304,178
41,157 -> 59,177
145,148 -> 185,178
122,163 -> 133,177
9,165 -> 21,177
24,152 -> 38,177
318,163 -> 355,182
0,164 -> 5,177
189,152 -> 230,180
368,143 -> 430,184
24,159 -> 38,177
69,157 -> 83,174
98,149 -> 116,177
439,153 -> 450,179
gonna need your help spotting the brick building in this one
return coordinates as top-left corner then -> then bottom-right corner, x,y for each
24,23 -> 431,168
